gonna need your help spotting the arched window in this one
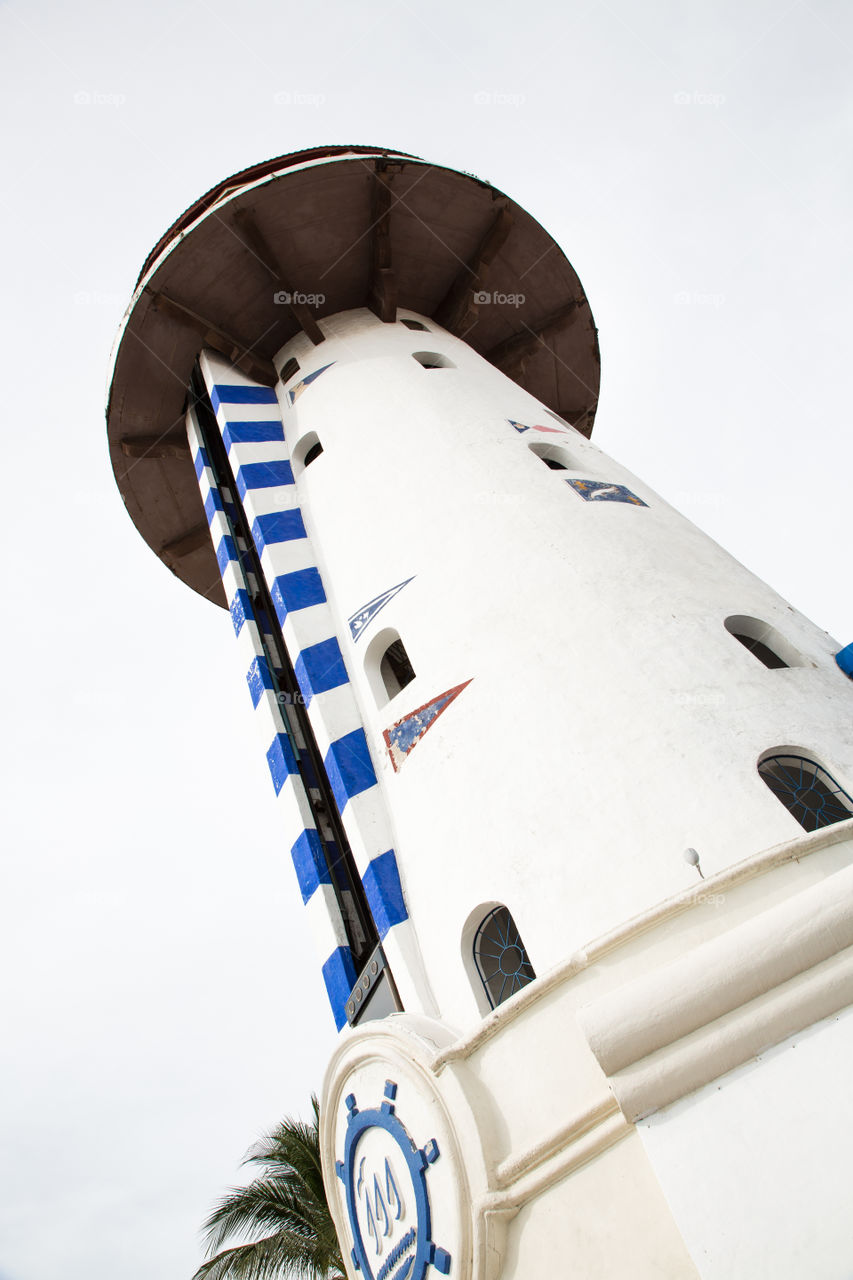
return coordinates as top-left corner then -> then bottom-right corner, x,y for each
412,351 -> 455,370
758,753 -> 853,832
365,627 -> 416,705
278,357 -> 300,384
293,431 -> 323,472
724,616 -> 797,669
473,906 -> 536,1009
379,637 -> 416,700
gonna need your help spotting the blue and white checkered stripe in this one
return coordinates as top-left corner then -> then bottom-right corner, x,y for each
193,349 -> 417,1026
186,401 -> 361,1028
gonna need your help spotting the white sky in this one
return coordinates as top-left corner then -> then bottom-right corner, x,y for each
1,2 -> 851,1278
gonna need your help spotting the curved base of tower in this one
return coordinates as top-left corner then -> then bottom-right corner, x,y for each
321,819 -> 853,1279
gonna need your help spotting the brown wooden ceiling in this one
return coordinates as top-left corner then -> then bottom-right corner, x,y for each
107,148 -> 601,607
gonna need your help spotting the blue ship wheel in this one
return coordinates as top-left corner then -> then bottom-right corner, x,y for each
336,1080 -> 451,1280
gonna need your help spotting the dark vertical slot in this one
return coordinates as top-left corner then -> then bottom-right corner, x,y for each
190,369 -> 379,975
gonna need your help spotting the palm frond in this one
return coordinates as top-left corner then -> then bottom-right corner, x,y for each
192,1231 -> 340,1280
194,1095 -> 345,1280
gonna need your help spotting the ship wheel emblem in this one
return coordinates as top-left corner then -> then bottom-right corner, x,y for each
336,1080 -> 451,1280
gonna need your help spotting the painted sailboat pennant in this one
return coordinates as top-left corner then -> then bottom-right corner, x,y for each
349,576 -> 415,642
288,362 -> 336,404
383,680 -> 473,772
509,419 -> 567,435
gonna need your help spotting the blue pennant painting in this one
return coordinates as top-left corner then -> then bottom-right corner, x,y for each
288,362 -> 336,404
348,577 -> 415,642
565,479 -> 647,506
384,680 -> 472,772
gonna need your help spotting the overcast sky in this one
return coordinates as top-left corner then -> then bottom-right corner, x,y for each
1,2 -> 851,1278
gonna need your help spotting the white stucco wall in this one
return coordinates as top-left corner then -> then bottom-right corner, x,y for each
637,1004 -> 853,1279
272,309 -> 853,1280
273,308 -> 853,1032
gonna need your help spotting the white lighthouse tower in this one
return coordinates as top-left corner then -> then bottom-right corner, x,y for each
108,147 -> 853,1279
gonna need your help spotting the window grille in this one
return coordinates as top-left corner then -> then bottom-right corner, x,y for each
758,754 -> 853,832
473,906 -> 535,1009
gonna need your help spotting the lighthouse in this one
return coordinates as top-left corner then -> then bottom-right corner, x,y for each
108,146 -> 853,1279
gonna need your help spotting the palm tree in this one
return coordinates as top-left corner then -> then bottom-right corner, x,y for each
192,1096 -> 346,1280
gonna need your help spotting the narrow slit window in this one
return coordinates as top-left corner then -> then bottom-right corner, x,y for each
412,351 -> 455,370
758,753 -> 853,832
529,442 -> 575,472
401,318 -> 429,332
380,638 -> 416,700
279,357 -> 300,384
303,441 -> 324,467
473,906 -> 535,1009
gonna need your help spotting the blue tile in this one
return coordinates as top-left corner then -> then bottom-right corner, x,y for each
203,488 -> 223,524
251,509 -> 307,554
271,568 -> 327,625
222,421 -> 285,450
229,588 -> 254,636
294,637 -> 348,705
290,828 -> 331,903
836,643 -> 853,678
565,479 -> 647,506
324,729 -> 377,812
193,446 -> 210,479
362,850 -> 408,939
215,534 -> 238,575
246,655 -> 274,708
235,460 -> 294,499
266,732 -> 298,795
210,384 -> 278,412
322,946 -> 357,1031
